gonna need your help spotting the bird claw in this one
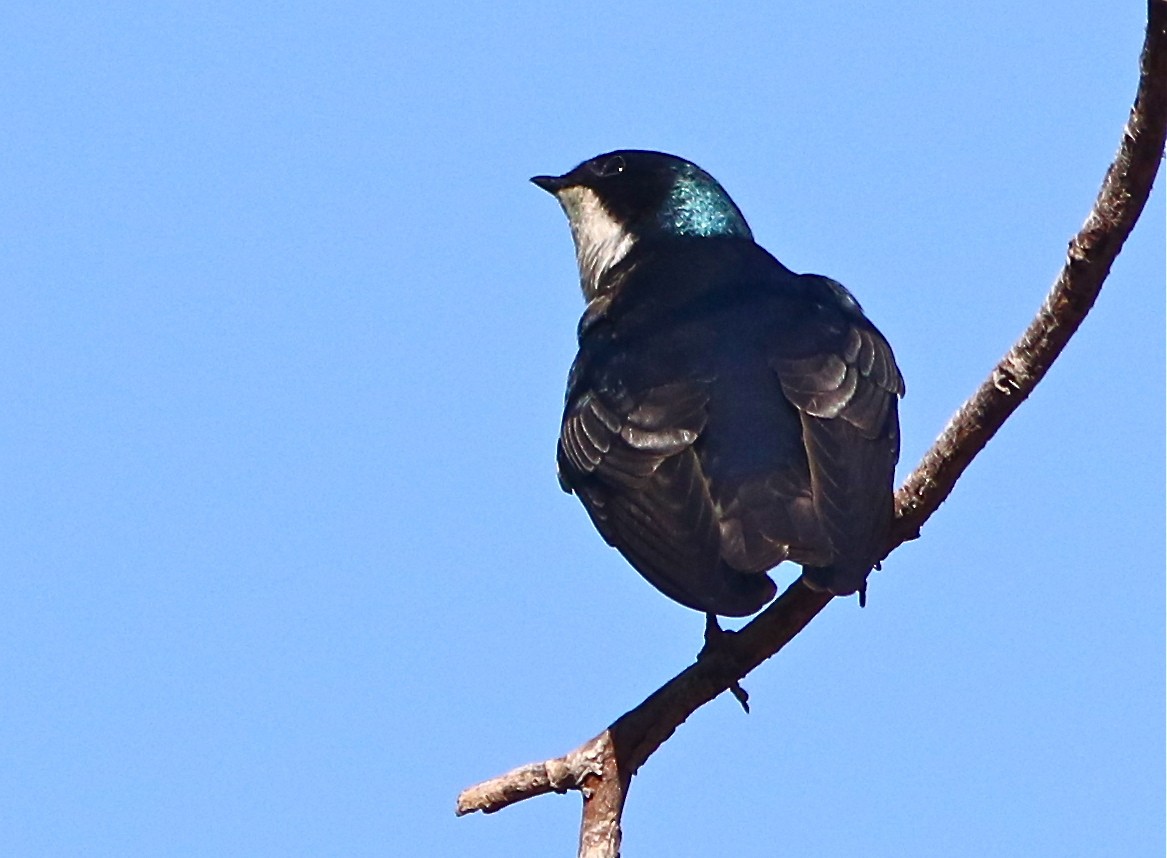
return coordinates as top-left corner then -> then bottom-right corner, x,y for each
728,681 -> 750,713
700,613 -> 750,714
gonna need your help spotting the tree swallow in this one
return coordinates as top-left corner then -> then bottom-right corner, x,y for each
533,150 -> 904,617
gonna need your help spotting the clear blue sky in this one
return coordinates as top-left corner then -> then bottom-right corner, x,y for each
1,2 -> 1162,855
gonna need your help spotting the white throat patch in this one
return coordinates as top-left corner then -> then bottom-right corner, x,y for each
556,186 -> 636,297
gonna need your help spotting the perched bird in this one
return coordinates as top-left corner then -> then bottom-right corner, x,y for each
533,150 -> 903,617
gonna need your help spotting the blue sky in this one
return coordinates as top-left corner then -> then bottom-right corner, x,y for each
1,2 -> 1162,855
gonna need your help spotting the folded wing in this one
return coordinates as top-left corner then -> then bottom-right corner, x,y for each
558,382 -> 777,616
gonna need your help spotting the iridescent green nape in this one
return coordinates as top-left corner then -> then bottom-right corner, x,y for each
659,166 -> 752,239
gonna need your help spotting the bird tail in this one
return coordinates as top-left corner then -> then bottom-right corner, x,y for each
801,563 -> 874,607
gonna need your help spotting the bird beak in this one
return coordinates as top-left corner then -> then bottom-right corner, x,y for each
530,174 -> 567,195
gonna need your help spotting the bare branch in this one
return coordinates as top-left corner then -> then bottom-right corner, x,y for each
458,4 -> 1167,854
455,734 -> 610,816
890,0 -> 1167,545
455,580 -> 832,832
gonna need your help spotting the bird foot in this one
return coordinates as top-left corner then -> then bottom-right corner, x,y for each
700,614 -> 750,713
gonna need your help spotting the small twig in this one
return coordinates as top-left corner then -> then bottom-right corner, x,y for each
455,738 -> 608,815
457,5 -> 1167,855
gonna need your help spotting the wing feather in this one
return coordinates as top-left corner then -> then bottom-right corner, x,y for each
558,383 -> 773,615
768,276 -> 904,586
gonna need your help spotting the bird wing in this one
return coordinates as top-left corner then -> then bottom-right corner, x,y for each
557,382 -> 775,616
768,276 -> 904,588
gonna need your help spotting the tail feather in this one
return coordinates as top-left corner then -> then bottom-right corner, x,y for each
801,563 -> 874,606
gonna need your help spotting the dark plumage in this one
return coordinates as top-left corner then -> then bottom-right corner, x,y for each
533,150 -> 904,616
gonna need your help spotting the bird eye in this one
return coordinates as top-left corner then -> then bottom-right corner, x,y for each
593,155 -> 626,178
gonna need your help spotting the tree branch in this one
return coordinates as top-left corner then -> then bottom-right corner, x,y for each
457,4 -> 1167,854
891,0 -> 1167,546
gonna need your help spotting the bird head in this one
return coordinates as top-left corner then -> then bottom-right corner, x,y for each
532,150 -> 752,297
